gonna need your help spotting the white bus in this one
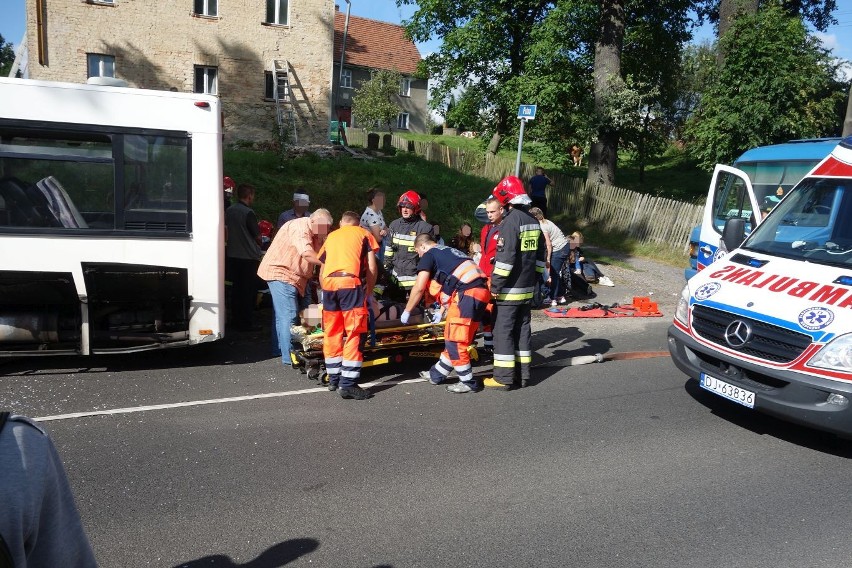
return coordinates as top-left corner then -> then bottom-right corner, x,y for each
0,78 -> 225,355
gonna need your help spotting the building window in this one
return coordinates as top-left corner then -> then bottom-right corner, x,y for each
396,113 -> 410,130
194,66 -> 218,95
193,0 -> 218,17
266,0 -> 289,25
265,72 -> 275,99
341,69 -> 352,89
399,78 -> 411,97
87,54 -> 115,78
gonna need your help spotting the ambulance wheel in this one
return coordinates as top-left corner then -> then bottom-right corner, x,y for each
320,373 -> 330,386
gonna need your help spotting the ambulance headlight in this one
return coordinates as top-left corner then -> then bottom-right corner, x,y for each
674,285 -> 690,325
809,334 -> 852,372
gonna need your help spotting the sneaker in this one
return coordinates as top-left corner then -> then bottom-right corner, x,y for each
446,381 -> 480,393
419,370 -> 443,385
598,276 -> 615,287
339,386 -> 372,400
550,300 -> 558,307
558,297 -> 568,305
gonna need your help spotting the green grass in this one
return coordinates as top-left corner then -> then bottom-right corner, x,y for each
224,150 -> 495,233
224,147 -> 693,267
392,132 -> 712,203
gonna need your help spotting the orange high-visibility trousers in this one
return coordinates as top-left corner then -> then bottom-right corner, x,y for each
426,285 -> 491,388
321,276 -> 368,389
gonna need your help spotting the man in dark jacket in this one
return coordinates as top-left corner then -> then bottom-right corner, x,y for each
384,191 -> 433,295
488,176 -> 547,389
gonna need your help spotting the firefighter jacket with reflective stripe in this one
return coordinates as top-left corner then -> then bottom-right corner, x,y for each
490,206 -> 546,304
419,245 -> 487,305
385,217 -> 433,288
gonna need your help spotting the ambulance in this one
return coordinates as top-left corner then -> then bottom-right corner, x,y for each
668,136 -> 852,436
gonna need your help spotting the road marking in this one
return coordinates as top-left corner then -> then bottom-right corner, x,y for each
34,377 -> 427,422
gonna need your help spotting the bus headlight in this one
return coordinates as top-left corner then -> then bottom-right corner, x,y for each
674,285 -> 690,326
809,334 -> 852,372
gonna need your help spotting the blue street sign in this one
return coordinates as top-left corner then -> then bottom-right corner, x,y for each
517,104 -> 537,120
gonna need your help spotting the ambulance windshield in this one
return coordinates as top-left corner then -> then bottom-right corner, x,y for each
742,178 -> 852,268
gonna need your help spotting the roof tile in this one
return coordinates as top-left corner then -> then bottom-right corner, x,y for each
334,11 -> 422,76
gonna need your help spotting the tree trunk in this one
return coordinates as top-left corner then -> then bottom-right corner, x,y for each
587,0 -> 625,187
487,131 -> 502,156
717,0 -> 759,64
843,82 -> 852,137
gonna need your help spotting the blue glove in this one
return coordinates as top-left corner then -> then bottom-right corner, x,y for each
431,310 -> 443,324
400,310 -> 410,325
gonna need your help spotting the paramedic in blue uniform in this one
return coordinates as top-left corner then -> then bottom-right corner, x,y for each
488,175 -> 547,389
400,234 -> 492,393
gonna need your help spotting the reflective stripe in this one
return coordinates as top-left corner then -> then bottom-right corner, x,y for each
515,351 -> 532,364
497,292 -> 534,301
516,350 -> 532,357
536,260 -> 546,274
503,286 -> 534,294
493,267 -> 511,277
455,363 -> 472,373
494,353 -> 515,362
343,359 -> 362,368
520,224 -> 540,232
325,356 -> 343,364
341,369 -> 361,378
494,359 -> 516,368
494,261 -> 513,272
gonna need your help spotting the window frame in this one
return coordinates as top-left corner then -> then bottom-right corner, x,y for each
265,0 -> 289,25
341,69 -> 353,89
87,54 -> 116,79
396,112 -> 410,130
399,78 -> 412,97
193,0 -> 218,17
193,66 -> 218,95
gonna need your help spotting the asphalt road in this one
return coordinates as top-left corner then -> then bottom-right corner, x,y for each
3,301 -> 852,567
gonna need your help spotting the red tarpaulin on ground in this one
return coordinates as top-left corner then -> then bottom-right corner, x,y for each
544,297 -> 662,319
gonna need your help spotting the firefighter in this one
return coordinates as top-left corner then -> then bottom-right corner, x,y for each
488,175 -> 547,389
400,234 -> 491,393
385,191 -> 433,295
318,211 -> 379,400
478,196 -> 504,352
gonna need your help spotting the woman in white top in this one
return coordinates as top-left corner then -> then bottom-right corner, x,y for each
530,207 -> 570,306
360,188 -> 387,261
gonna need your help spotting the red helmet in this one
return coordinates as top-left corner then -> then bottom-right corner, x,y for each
258,219 -> 274,238
492,176 -> 527,206
223,176 -> 235,192
397,190 -> 422,214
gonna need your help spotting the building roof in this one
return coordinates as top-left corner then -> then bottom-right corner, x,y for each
334,10 -> 421,76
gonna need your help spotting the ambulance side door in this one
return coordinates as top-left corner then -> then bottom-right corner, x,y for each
696,165 -> 761,271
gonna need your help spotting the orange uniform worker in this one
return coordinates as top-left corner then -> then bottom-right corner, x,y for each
318,211 -> 379,400
401,234 -> 491,394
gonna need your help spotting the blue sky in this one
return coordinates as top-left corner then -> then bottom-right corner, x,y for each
1,0 -> 850,70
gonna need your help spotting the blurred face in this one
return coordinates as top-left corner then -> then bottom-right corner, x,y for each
311,216 -> 331,237
432,224 -> 440,235
485,202 -> 502,223
461,224 -> 472,237
400,206 -> 415,219
294,197 -> 309,215
372,192 -> 385,209
420,197 -> 429,211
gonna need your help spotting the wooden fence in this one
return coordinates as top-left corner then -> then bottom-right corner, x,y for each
344,128 -> 703,253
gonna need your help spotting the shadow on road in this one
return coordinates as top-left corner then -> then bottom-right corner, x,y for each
173,538 -> 319,568
684,378 -> 852,457
525,326 -> 613,387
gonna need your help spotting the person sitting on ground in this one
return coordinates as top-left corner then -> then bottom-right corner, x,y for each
568,231 -> 614,286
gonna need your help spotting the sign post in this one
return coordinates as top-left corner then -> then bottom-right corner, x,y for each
515,104 -> 537,176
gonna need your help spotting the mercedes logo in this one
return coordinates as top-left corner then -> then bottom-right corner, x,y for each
724,320 -> 753,348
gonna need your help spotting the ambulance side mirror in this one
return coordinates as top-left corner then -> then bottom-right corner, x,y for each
721,218 -> 746,253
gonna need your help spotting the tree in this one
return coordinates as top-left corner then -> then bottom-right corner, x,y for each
400,0 -> 555,148
351,69 -> 404,132
685,3 -> 846,169
445,87 -> 487,132
0,34 -> 15,78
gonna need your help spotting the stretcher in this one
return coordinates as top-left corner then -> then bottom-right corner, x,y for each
291,308 -> 480,384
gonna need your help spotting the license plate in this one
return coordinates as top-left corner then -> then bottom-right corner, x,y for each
700,373 -> 755,409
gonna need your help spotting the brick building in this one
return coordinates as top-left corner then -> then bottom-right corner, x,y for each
24,0 -> 335,144
332,8 -> 428,133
